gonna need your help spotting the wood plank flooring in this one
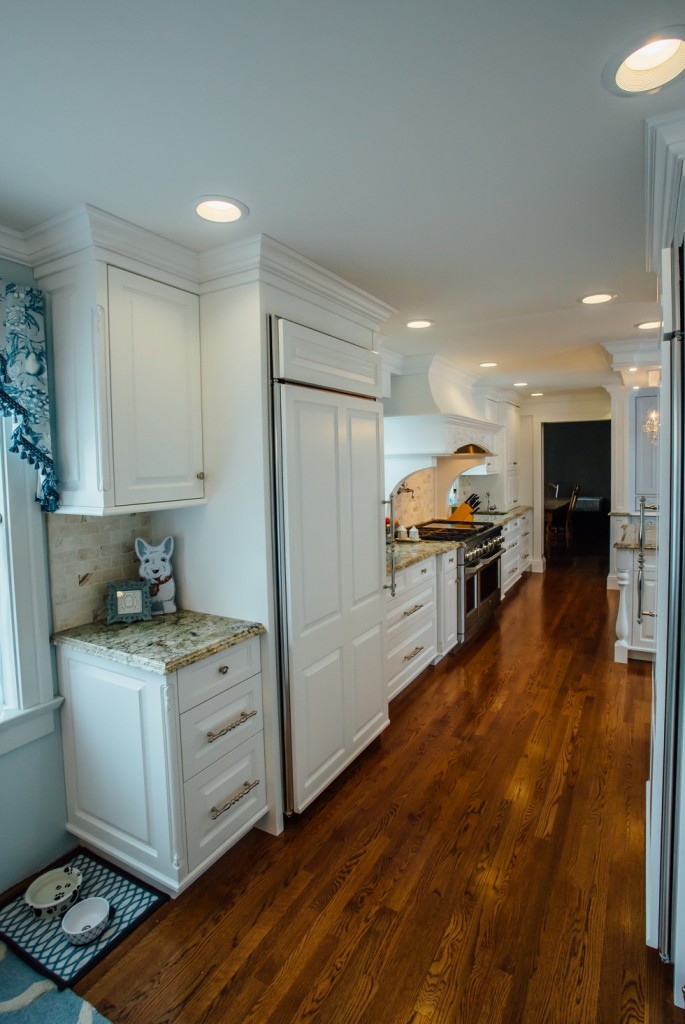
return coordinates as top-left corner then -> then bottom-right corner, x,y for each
77,555 -> 684,1023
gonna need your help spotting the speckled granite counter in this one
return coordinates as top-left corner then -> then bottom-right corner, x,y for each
614,542 -> 657,550
387,539 -> 461,574
472,505 -> 531,526
52,610 -> 265,675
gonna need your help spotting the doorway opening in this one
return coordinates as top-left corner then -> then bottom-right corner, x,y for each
543,420 -> 611,557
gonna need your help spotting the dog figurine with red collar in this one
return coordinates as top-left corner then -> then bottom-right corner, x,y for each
135,536 -> 177,615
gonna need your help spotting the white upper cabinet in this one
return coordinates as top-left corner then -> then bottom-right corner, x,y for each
40,260 -> 204,514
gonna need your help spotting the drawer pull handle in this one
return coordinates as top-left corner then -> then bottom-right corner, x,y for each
404,645 -> 424,662
403,603 -> 424,617
207,709 -> 258,743
218,665 -> 229,675
421,568 -> 428,574
210,778 -> 260,820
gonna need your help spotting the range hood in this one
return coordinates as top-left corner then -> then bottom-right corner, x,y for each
381,356 -> 502,493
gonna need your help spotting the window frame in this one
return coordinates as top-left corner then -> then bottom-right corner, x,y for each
0,420 -> 61,755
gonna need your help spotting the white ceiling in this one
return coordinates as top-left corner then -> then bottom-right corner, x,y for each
2,0 -> 685,395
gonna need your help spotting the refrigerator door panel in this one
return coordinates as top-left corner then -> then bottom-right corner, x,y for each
274,317 -> 382,397
276,381 -> 388,814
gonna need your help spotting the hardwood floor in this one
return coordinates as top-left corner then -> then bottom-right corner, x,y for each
78,557 -> 683,1023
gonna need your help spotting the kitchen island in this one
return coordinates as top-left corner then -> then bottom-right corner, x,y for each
53,610 -> 268,896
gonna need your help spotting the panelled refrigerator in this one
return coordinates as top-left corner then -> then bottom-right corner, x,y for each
269,316 -> 389,816
647,242 -> 685,1007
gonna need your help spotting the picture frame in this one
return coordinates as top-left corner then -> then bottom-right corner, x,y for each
106,580 -> 153,625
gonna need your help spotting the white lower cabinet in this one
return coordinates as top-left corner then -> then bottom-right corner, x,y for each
501,510 -> 531,595
435,550 -> 458,659
385,557 -> 437,699
57,636 -> 267,895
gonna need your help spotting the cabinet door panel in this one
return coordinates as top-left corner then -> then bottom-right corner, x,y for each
278,382 -> 388,813
108,267 -> 204,505
58,651 -> 173,873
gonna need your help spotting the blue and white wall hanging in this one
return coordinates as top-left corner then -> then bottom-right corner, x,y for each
0,281 -> 59,511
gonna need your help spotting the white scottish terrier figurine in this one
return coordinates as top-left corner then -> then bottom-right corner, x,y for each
135,536 -> 177,615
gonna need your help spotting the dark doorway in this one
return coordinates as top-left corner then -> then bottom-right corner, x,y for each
543,420 -> 611,555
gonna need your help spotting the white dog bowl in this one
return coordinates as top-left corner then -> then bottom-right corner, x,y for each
61,896 -> 111,946
24,865 -> 83,920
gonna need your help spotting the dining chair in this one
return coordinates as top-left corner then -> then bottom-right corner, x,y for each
550,484 -> 580,551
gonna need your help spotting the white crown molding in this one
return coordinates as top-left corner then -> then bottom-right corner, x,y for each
26,204 -> 200,284
379,347 -> 405,375
602,338 -> 661,368
0,225 -> 31,265
5,206 -> 396,329
646,110 -> 685,272
200,233 -> 396,331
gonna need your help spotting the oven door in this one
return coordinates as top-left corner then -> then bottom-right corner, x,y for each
477,550 -> 502,618
458,563 -> 479,642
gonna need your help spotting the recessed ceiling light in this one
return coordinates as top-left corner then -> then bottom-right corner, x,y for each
637,320 -> 662,330
513,382 -> 528,387
603,28 -> 685,95
628,366 -> 638,372
580,293 -> 616,305
531,392 -> 544,397
479,362 -> 497,368
406,319 -> 433,329
633,385 -> 640,390
195,196 -> 249,222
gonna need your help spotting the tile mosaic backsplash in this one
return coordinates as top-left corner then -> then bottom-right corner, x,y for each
47,513 -> 153,632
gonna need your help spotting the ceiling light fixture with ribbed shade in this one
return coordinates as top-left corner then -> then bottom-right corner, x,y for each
603,28 -> 685,95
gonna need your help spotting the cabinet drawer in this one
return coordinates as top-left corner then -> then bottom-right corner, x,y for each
184,731 -> 267,872
386,616 -> 436,699
180,674 -> 264,781
177,637 -> 261,713
386,581 -> 436,635
399,557 -> 436,590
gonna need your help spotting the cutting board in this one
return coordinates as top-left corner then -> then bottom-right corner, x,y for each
449,502 -> 474,521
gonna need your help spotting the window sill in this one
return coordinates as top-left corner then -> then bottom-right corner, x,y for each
0,697 -> 64,756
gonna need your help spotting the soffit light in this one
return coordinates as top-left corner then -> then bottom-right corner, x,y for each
406,319 -> 433,329
603,28 -> 685,95
637,320 -> 662,330
629,366 -> 638,372
531,392 -> 544,397
513,382 -> 528,387
580,293 -> 616,305
195,196 -> 249,222
480,362 -> 497,368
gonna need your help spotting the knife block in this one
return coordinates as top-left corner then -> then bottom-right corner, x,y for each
449,502 -> 475,521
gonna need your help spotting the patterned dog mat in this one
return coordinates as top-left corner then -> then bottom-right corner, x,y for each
0,850 -> 167,989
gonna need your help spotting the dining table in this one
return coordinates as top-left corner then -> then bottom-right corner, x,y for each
544,496 -> 571,554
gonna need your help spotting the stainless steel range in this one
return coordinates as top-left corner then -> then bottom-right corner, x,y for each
415,520 -> 504,645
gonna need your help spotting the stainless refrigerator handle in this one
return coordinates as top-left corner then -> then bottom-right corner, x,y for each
637,495 -> 660,623
382,496 -> 396,597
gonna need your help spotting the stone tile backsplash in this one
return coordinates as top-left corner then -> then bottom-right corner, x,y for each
391,469 -> 435,528
47,513 -> 153,632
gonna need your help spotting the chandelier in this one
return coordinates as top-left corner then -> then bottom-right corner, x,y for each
643,409 -> 660,445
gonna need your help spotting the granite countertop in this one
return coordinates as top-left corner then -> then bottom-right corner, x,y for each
388,539 -> 461,574
472,505 -> 531,526
52,609 -> 265,675
614,542 -> 657,551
